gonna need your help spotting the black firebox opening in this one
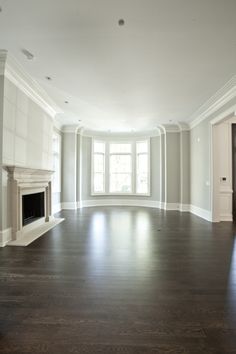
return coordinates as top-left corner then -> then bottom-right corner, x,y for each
22,192 -> 45,226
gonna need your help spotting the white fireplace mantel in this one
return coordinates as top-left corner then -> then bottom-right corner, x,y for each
5,166 -> 63,246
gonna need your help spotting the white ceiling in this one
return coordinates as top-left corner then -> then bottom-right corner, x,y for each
0,0 -> 236,132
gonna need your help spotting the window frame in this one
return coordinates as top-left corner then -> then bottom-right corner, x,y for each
91,140 -> 106,195
91,138 -> 150,196
136,139 -> 151,195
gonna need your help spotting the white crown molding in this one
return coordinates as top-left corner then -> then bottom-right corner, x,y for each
81,128 -> 161,138
177,122 -> 190,132
61,125 -> 79,133
0,49 -> 63,120
189,75 -> 236,129
159,124 -> 180,134
210,104 -> 236,126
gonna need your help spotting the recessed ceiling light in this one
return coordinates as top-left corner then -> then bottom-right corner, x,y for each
22,49 -> 34,60
45,76 -> 52,81
118,19 -> 125,26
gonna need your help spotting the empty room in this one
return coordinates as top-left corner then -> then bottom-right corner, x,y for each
0,0 -> 236,353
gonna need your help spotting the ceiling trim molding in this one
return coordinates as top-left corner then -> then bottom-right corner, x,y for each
189,75 -> 236,129
210,105 -> 236,126
0,50 -> 63,120
159,124 -> 180,133
61,125 -> 79,133
80,128 -> 161,138
177,122 -> 190,132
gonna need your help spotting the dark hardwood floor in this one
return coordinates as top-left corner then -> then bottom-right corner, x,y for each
1,207 -> 236,353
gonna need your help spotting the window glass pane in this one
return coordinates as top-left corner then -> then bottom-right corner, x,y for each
110,155 -> 131,173
110,173 -> 131,193
110,143 -> 131,153
136,141 -> 148,154
137,174 -> 148,194
137,154 -> 148,174
94,141 -> 105,153
94,154 -> 104,173
94,173 -> 104,193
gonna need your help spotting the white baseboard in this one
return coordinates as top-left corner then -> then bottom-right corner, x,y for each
163,203 -> 180,210
52,203 -> 62,214
81,199 -> 161,209
189,204 -> 212,222
61,202 -> 77,210
60,200 -> 216,223
179,204 -> 190,212
0,228 -> 12,247
219,214 -> 233,222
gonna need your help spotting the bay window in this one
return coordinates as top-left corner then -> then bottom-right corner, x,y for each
92,139 -> 150,196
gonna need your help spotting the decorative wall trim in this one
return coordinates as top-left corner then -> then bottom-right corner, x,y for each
0,49 -> 62,120
190,75 -> 236,129
0,228 -> 12,247
61,202 -> 78,209
189,205 -> 212,222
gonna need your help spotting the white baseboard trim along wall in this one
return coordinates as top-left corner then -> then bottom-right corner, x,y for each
58,199 -> 215,222
0,228 -> 12,247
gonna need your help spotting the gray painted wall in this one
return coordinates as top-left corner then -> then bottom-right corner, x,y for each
180,131 -> 190,205
165,132 -> 180,204
62,132 -> 77,204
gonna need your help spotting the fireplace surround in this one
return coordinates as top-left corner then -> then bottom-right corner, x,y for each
5,166 -> 63,246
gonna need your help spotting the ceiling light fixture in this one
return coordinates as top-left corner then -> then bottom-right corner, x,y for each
22,49 -> 34,60
118,19 -> 125,26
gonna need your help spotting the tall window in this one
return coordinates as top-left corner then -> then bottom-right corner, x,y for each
93,141 -> 105,193
109,143 -> 132,193
52,133 -> 61,193
92,139 -> 150,195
